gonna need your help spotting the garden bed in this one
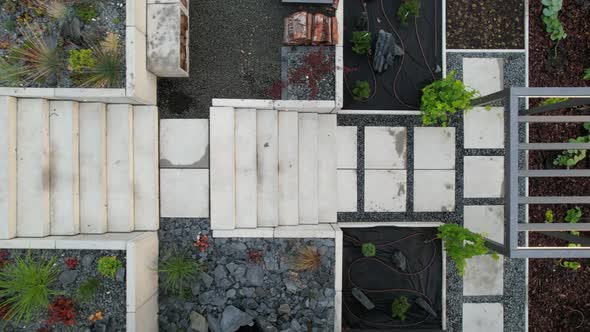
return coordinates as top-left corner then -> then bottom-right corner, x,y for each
281,46 -> 335,101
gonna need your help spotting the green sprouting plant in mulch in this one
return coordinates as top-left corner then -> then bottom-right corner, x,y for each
362,243 -> 376,257
584,68 -> 590,80
351,31 -> 371,55
391,296 -> 411,321
159,252 -> 203,298
566,207 -> 582,224
420,71 -> 478,126
352,80 -> 370,101
553,123 -> 590,167
437,224 -> 498,276
68,48 -> 95,72
542,0 -> 567,42
397,0 -> 421,26
545,209 -> 555,223
560,260 -> 581,271
539,97 -> 569,106
97,256 -> 122,279
0,254 -> 60,323
74,2 -> 97,23
76,277 -> 101,302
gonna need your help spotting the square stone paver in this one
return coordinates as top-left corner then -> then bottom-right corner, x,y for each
464,107 -> 505,149
413,170 -> 455,212
414,127 -> 456,169
464,156 -> 504,198
338,170 -> 357,212
463,58 -> 504,96
364,170 -> 407,212
364,127 -> 407,169
160,119 -> 209,168
463,255 -> 504,296
337,126 -> 357,169
464,205 -> 504,244
160,169 -> 209,217
462,303 -> 503,332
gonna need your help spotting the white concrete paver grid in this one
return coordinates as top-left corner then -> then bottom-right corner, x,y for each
464,156 -> 505,198
337,126 -> 357,169
464,107 -> 505,149
364,170 -> 407,212
364,127 -> 407,169
413,170 -> 456,212
464,205 -> 504,244
160,169 -> 209,218
463,255 -> 504,296
462,303 -> 504,332
159,119 -> 209,169
414,127 -> 456,170
337,170 -> 357,212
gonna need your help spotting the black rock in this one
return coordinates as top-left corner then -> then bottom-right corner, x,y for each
115,267 -> 126,282
391,249 -> 408,272
59,270 -> 78,286
351,288 -> 374,310
373,29 -> 404,73
416,296 -> 438,318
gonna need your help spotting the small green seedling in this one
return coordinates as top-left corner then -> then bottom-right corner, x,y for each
352,80 -> 370,101
545,209 -> 554,223
362,243 -> 376,257
568,243 -> 581,248
541,0 -> 566,41
397,0 -> 421,26
560,260 -> 581,271
539,97 -> 568,106
391,296 -> 411,321
351,31 -> 371,55
565,207 -> 582,224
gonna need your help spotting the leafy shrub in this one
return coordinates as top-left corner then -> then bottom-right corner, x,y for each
539,97 -> 568,106
397,0 -> 421,26
76,277 -> 100,302
74,2 -> 96,23
97,256 -> 122,279
82,33 -> 124,88
351,31 -> 371,55
68,48 -> 94,72
553,123 -> 590,167
391,296 -> 411,321
159,252 -> 202,298
566,207 -> 582,223
584,68 -> 590,80
293,246 -> 321,272
545,209 -> 554,223
46,296 -> 76,326
362,243 -> 376,257
420,71 -> 478,126
352,80 -> 370,101
437,224 -> 497,276
560,260 -> 581,271
542,0 -> 567,41
0,254 -> 60,322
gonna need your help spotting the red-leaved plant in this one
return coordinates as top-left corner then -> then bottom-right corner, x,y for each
247,250 -> 263,265
194,234 -> 209,253
0,250 -> 10,269
64,257 -> 78,270
47,297 -> 76,326
289,47 -> 334,99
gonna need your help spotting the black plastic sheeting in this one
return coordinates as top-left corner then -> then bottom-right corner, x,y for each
343,0 -> 442,110
342,227 -> 443,330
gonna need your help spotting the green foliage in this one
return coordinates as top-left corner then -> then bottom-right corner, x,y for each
97,256 -> 122,279
560,260 -> 581,271
3,18 -> 16,32
81,32 -> 124,88
0,254 -> 60,323
584,68 -> 590,80
437,224 -> 497,276
76,277 -> 100,302
539,97 -> 568,106
391,296 -> 411,321
553,136 -> 590,167
159,252 -> 202,298
362,243 -> 376,257
352,80 -> 370,101
545,209 -> 554,223
351,31 -> 371,55
542,0 -> 566,41
113,17 -> 121,24
420,71 -> 478,126
568,243 -> 581,248
68,48 -> 95,72
397,0 -> 421,26
74,2 -> 97,23
565,207 -> 582,223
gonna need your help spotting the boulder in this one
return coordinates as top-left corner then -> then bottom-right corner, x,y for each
220,305 -> 254,332
373,29 -> 404,73
190,311 -> 208,332
351,288 -> 374,310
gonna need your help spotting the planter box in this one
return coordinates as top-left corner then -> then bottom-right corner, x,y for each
0,0 -> 157,105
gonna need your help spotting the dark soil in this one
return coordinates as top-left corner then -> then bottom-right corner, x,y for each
445,0 -> 524,49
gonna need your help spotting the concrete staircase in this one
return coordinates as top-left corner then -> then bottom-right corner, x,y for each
210,107 -> 337,230
0,96 -> 159,239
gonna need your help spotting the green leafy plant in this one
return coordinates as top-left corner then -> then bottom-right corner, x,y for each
568,243 -> 581,248
391,296 -> 411,321
113,17 -> 121,24
362,243 -> 376,257
82,32 -> 124,88
420,71 -> 478,126
584,68 -> 590,80
159,252 -> 202,298
68,48 -> 95,72
76,277 -> 100,302
542,0 -> 566,41
351,31 -> 371,55
74,2 -> 96,23
560,260 -> 581,271
566,207 -> 582,223
352,80 -> 370,101
397,0 -> 421,26
437,224 -> 498,276
545,209 -> 554,223
0,254 -> 60,323
97,256 -> 122,279
539,97 -> 568,106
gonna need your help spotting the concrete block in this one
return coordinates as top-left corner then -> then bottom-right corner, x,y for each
334,225 -> 343,292
464,156 -> 505,198
0,97 -> 17,239
159,119 -> 209,168
257,110 -> 279,227
235,109 -> 258,228
49,101 -> 80,235
337,126 -> 357,169
127,0 -> 147,34
212,228 -> 275,238
463,255 -> 504,296
106,104 -> 135,232
0,87 -> 55,98
0,237 -> 57,249
127,232 -> 159,311
335,46 -> 343,109
365,127 -> 407,169
160,169 -> 209,218
274,224 -> 335,238
17,99 -> 50,237
464,107 -> 505,149
212,99 -> 274,109
55,232 -> 142,250
127,293 -> 158,332
413,170 -> 456,212
364,170 -> 407,212
54,88 -> 127,102
464,205 -> 504,244
337,170 -> 357,212
273,100 -> 335,113
278,111 -> 299,226
147,3 -> 189,77
126,27 -> 158,105
79,103 -> 108,234
462,303 -> 503,332
463,58 -> 504,97
414,127 -> 456,170
299,113 -> 319,224
210,107 -> 235,230
318,114 -> 337,223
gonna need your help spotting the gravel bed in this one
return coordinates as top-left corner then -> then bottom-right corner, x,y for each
281,46 -> 335,101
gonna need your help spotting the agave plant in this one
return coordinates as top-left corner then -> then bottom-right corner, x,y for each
82,32 -> 124,88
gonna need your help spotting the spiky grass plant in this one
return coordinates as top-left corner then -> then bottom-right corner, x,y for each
159,252 -> 202,298
0,254 -> 60,323
293,246 -> 321,272
34,0 -> 74,22
82,32 -> 124,88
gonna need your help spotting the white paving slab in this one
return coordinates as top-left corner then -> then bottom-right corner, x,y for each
462,303 -> 504,332
414,127 -> 455,170
364,170 -> 407,212
337,126 -> 357,169
464,107 -> 505,149
79,103 -> 108,234
337,170 -> 357,212
212,228 -> 274,238
159,119 -> 209,168
413,170 -> 456,212
365,127 -> 407,169
318,114 -> 337,223
278,111 -> 299,226
298,113 -> 319,224
463,255 -> 504,296
257,110 -> 279,227
107,105 -> 135,232
160,169 -> 209,218
133,106 -> 159,231
210,107 -> 235,230
17,99 -> 50,237
235,109 -> 258,228
0,97 -> 17,239
463,57 -> 504,96
464,156 -> 505,198
274,224 -> 335,238
126,232 -> 158,312
464,205 -> 504,244
49,101 -> 80,235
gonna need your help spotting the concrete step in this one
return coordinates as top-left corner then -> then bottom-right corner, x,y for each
106,104 -> 135,232
298,113 -> 319,224
318,114 -> 337,223
0,97 -> 17,239
210,107 -> 236,230
256,109 -> 279,227
234,109 -> 257,229
133,106 -> 159,230
79,103 -> 108,234
17,99 -> 50,237
278,111 -> 299,226
49,101 -> 80,235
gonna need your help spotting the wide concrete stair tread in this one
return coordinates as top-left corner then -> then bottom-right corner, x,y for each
257,109 -> 279,227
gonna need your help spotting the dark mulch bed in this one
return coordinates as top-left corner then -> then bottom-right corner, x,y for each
445,0 -> 524,49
